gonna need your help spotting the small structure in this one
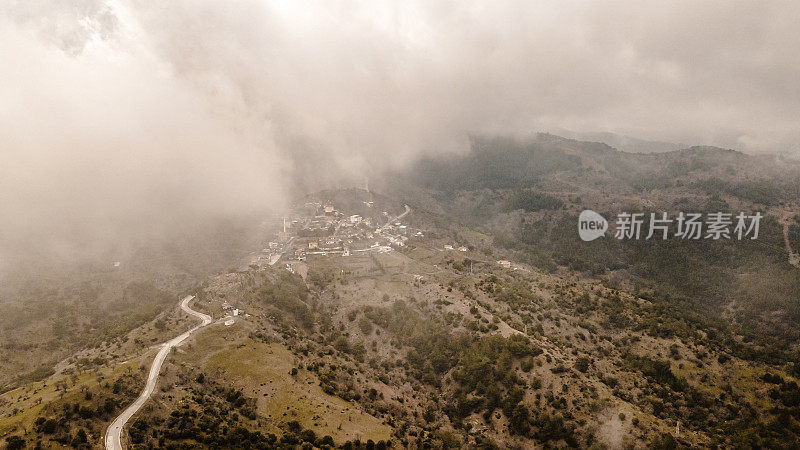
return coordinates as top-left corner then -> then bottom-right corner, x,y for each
458,246 -> 468,252
498,260 -> 511,268
224,318 -> 235,326
308,241 -> 319,249
444,245 -> 454,250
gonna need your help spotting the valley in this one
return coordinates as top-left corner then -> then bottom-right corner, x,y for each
3,137 -> 800,448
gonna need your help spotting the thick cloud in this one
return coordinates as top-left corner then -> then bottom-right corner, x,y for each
128,0 -> 800,156
2,0 -> 800,270
0,4 -> 286,270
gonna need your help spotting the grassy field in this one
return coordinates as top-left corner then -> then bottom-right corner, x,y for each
177,325 -> 392,445
0,355 -> 146,444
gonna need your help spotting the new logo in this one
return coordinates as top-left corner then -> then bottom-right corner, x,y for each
578,210 -> 608,241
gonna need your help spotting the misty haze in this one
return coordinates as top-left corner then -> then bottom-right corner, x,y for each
2,1 -> 800,449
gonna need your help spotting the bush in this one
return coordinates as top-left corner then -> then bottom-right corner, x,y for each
521,357 -> 534,372
5,436 -> 25,450
574,357 -> 591,373
358,317 -> 373,334
35,417 -> 58,434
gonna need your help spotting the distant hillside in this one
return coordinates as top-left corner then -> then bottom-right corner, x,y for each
550,129 -> 685,154
385,134 -> 800,352
405,134 -> 800,201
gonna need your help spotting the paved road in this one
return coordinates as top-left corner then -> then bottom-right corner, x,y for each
378,204 -> 411,231
269,237 -> 295,266
105,295 -> 211,450
395,204 -> 412,222
781,212 -> 800,268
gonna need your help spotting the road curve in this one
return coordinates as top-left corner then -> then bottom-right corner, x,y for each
105,295 -> 211,450
378,204 -> 411,231
781,212 -> 800,269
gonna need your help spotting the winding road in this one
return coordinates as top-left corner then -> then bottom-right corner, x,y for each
105,295 -> 211,450
781,212 -> 800,269
377,204 -> 411,232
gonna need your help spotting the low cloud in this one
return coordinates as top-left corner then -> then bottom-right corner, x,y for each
0,6 -> 286,270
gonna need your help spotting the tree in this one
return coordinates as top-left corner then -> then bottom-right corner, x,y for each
72,428 -> 88,445
574,357 -> 591,373
509,404 -> 531,435
35,417 -> 58,434
5,436 -> 25,450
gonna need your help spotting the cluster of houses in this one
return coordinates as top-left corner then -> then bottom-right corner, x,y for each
221,301 -> 246,326
284,202 -> 417,260
249,200 -> 422,270
245,199 -> 526,289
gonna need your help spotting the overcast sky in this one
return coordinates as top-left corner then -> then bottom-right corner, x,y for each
2,0 -> 800,269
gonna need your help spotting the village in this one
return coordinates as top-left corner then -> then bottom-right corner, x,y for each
246,198 -> 521,275
246,200 -> 417,271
